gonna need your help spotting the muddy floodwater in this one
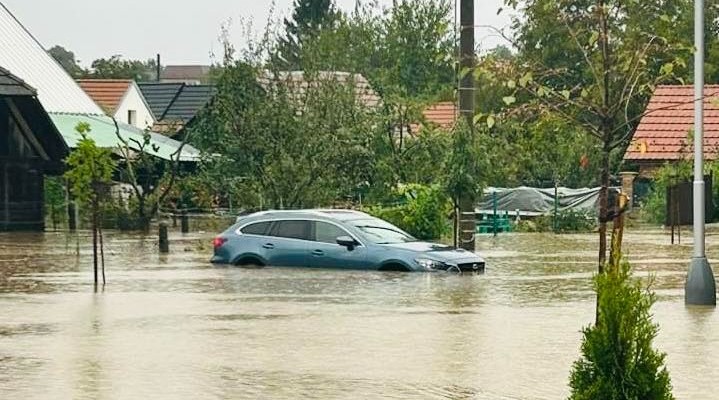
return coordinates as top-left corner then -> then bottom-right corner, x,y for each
1,225 -> 719,399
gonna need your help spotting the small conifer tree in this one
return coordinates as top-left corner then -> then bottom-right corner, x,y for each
569,259 -> 674,399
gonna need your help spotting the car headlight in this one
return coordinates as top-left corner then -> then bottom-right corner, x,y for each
415,258 -> 445,271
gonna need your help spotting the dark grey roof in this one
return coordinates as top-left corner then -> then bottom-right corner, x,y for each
163,85 -> 216,122
137,82 -> 183,119
0,66 -> 36,96
138,82 -> 215,123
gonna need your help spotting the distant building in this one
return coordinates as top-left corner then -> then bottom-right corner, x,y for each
0,66 -> 68,230
138,82 -> 216,135
77,79 -> 155,130
624,85 -> 719,177
261,71 -> 381,108
420,102 -> 458,130
160,65 -> 211,85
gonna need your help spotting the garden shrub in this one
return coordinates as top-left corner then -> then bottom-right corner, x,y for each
568,259 -> 674,400
365,184 -> 451,240
515,209 -> 595,233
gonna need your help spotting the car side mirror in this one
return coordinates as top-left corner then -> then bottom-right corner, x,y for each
336,236 -> 357,250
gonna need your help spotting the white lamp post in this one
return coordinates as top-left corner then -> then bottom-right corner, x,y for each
686,0 -> 717,305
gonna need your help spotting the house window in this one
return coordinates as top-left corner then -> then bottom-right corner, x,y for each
127,110 -> 137,126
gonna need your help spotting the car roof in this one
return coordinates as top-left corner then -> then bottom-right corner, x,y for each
237,209 -> 372,223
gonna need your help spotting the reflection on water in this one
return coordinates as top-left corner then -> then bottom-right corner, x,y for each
0,227 -> 718,399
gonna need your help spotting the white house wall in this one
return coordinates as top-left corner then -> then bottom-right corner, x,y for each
115,84 -> 155,130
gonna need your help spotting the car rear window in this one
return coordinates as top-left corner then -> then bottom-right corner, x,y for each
240,221 -> 271,235
270,220 -> 311,241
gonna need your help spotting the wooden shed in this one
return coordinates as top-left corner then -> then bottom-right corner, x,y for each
0,67 -> 68,230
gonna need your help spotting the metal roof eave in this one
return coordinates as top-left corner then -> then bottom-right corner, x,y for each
48,113 -> 201,162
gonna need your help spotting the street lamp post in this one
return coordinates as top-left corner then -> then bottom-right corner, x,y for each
686,0 -> 717,305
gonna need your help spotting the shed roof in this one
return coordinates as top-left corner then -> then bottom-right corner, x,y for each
0,65 -> 35,96
49,113 -> 201,162
0,3 -> 103,114
0,67 -> 69,165
624,85 -> 719,162
76,79 -> 132,113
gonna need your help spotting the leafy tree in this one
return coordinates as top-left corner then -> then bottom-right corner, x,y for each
503,0 -> 686,270
277,0 -> 339,68
86,55 -> 158,81
299,0 -> 454,99
113,122 -> 189,231
569,259 -> 674,399
44,176 -> 67,230
48,45 -> 85,78
64,123 -> 115,285
190,59 -> 376,209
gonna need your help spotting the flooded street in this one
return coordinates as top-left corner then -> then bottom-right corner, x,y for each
1,225 -> 718,399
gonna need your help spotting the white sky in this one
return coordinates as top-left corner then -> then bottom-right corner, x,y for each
2,0 -> 512,66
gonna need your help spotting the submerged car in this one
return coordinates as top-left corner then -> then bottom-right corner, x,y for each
211,209 -> 485,272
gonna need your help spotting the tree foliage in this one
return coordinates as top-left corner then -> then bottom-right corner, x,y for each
64,123 -> 115,206
277,0 -> 339,69
48,45 -> 84,78
502,0 -> 687,268
366,184 -> 451,240
569,260 -> 674,400
191,60 -> 375,209
87,55 -> 158,81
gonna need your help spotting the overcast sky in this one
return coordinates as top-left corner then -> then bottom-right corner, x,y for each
2,0 -> 512,66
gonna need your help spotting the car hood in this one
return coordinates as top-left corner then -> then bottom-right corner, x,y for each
382,241 -> 483,262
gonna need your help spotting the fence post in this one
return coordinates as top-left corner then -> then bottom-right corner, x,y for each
553,183 -> 559,233
181,212 -> 189,233
492,191 -> 498,237
159,222 -> 169,253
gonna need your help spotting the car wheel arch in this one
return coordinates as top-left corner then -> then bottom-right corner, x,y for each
378,260 -> 412,272
233,254 -> 267,267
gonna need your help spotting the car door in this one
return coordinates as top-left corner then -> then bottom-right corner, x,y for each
263,220 -> 311,268
308,221 -> 368,269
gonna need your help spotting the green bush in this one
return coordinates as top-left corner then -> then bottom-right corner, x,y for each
365,184 -> 451,240
568,260 -> 674,400
515,209 -> 595,233
44,176 -> 67,229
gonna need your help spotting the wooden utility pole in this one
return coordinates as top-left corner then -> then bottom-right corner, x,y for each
458,0 -> 476,251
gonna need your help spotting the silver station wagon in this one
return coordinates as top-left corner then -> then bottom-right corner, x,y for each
211,209 -> 485,272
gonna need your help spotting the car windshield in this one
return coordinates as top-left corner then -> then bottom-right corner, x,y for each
349,218 -> 416,244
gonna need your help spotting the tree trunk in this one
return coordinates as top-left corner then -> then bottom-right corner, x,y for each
598,141 -> 610,274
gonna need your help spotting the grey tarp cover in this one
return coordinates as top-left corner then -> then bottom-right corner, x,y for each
476,186 -> 620,216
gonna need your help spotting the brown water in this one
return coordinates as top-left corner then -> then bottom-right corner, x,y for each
0,226 -> 718,399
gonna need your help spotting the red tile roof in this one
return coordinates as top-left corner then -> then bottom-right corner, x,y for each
423,102 -> 457,129
76,79 -> 132,113
625,85 -> 719,161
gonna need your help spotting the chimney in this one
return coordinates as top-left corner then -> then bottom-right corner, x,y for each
156,54 -> 161,82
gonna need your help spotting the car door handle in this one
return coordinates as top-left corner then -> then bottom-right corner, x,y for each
311,249 -> 324,256
262,243 -> 275,249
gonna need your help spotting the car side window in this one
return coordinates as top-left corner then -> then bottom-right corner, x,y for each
240,221 -> 271,236
270,220 -> 311,241
314,221 -> 350,244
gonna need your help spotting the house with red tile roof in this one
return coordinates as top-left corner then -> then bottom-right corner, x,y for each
422,102 -> 457,129
406,101 -> 458,134
77,79 -> 155,130
624,85 -> 719,177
